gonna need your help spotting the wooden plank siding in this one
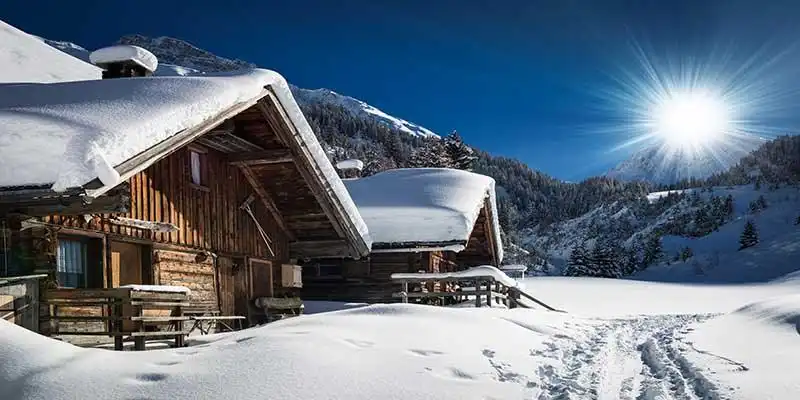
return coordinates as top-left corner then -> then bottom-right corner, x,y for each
43,145 -> 288,260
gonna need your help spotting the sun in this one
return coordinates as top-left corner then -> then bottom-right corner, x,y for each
649,90 -> 732,150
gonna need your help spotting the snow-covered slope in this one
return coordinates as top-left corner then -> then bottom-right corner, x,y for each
0,20 -> 100,83
607,142 -> 762,184
292,87 -> 439,138
525,183 -> 800,280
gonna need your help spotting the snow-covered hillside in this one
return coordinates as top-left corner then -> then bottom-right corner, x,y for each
292,88 -> 439,138
606,143 -> 762,184
0,20 -> 100,83
525,184 -> 800,280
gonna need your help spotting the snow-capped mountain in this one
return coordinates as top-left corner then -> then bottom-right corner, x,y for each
606,141 -> 763,184
117,34 -> 255,73
114,35 -> 437,138
0,20 -> 100,83
292,88 -> 438,138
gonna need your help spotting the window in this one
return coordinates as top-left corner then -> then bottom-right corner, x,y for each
57,239 -> 88,288
190,150 -> 204,185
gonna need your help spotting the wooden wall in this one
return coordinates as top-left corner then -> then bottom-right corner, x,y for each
302,252 -> 449,303
43,145 -> 288,261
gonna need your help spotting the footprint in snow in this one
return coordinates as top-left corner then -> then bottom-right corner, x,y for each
127,373 -> 168,385
153,360 -> 181,367
408,349 -> 445,357
343,338 -> 375,348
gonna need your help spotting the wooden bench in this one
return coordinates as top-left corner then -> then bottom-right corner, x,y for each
183,300 -> 246,335
187,315 -> 246,335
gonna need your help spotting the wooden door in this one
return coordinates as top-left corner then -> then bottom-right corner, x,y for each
110,241 -> 145,332
110,241 -> 143,287
233,258 -> 251,323
250,259 -> 273,298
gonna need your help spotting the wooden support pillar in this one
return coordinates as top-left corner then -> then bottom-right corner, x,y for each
475,280 -> 482,308
486,281 -> 492,307
113,298 -> 123,350
401,281 -> 408,304
133,304 -> 145,351
174,304 -> 184,348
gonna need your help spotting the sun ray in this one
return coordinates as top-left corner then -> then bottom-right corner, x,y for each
584,34 -> 800,175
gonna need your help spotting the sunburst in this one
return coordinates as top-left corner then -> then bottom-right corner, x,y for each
588,37 -> 800,169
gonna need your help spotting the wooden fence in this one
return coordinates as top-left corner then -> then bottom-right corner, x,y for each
0,274 -> 47,331
391,274 -> 564,312
43,288 -> 190,350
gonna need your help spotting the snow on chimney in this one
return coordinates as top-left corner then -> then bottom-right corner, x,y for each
89,45 -> 158,79
335,159 -> 364,179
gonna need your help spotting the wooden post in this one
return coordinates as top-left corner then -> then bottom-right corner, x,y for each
475,280 -> 482,308
133,304 -> 145,351
113,298 -> 123,350
486,281 -> 492,307
508,288 -> 518,309
401,281 -> 408,304
174,303 -> 184,348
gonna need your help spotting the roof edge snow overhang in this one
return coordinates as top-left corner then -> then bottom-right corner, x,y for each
83,89 -> 271,199
258,87 -> 372,259
370,239 -> 467,254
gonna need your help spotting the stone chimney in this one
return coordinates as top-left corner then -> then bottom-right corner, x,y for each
335,159 -> 364,179
89,45 -> 158,79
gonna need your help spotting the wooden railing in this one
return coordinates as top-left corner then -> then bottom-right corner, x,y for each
391,274 -> 564,312
0,274 -> 47,331
43,288 -> 190,350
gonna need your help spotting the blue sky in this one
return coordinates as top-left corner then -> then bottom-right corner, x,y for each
4,0 -> 800,179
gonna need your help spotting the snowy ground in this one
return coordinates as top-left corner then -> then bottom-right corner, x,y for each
3,276 -> 798,399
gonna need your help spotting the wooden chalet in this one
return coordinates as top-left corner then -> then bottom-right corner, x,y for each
301,168 -> 503,303
0,67 -> 370,339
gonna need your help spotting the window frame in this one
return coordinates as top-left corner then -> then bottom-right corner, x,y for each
187,145 -> 209,191
56,237 -> 89,289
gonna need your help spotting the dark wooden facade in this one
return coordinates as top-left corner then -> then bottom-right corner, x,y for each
2,94 -> 370,332
302,202 -> 500,303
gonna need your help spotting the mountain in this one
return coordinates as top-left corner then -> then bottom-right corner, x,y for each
292,88 -> 438,138
0,20 -> 100,83
606,140 -> 763,184
117,34 -> 255,73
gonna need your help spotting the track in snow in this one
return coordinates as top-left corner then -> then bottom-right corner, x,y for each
530,314 -> 726,400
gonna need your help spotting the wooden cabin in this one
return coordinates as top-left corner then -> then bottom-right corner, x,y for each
0,69 -> 370,337
301,168 -> 503,303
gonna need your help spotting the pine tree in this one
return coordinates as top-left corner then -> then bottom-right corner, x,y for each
407,138 -> 450,168
693,207 -> 712,236
564,243 -> 590,276
723,195 -> 734,216
588,243 -> 619,278
757,195 -> 768,209
739,220 -> 759,250
642,234 -> 663,266
679,246 -> 694,261
620,247 -> 639,276
443,131 -> 477,171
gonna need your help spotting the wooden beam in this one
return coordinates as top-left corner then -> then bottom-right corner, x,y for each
227,149 -> 294,166
289,239 -> 350,258
238,165 -> 295,241
257,96 -> 369,258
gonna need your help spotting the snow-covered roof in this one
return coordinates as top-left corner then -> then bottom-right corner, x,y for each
0,19 -> 100,83
0,69 -> 273,190
336,159 -> 364,171
89,45 -> 159,72
344,168 -> 502,261
0,68 -> 371,255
